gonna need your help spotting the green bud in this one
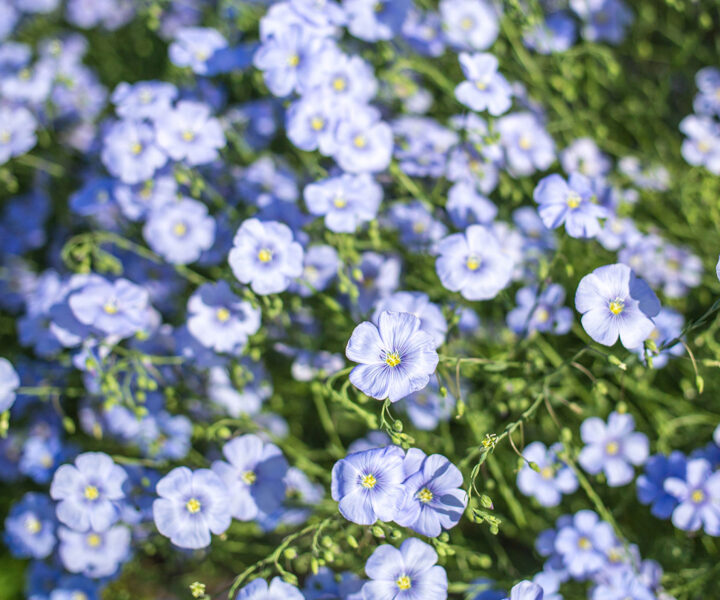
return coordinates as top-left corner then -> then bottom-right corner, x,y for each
323,550 -> 334,563
311,558 -> 319,575
528,461 -> 540,473
283,548 -> 297,560
480,495 -> 494,509
189,582 -> 206,598
346,535 -> 359,549
393,420 -> 403,432
321,536 -> 333,548
371,525 -> 385,538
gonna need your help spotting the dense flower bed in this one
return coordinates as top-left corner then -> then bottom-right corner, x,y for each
0,1 -> 719,599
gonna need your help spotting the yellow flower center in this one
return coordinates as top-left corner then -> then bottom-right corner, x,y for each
353,135 -> 367,149
412,222 -> 426,233
173,222 -> 188,237
242,471 -> 257,485
385,352 -> 401,367
691,489 -> 705,504
540,466 -> 554,480
361,473 -> 377,489
333,196 -> 347,208
466,255 -> 481,271
216,307 -> 231,322
566,193 -> 581,209
608,299 -> 625,315
41,454 -> 53,467
103,303 -> 118,315
333,77 -> 347,92
182,130 -> 195,142
311,117 -> 325,131
0,130 -> 10,144
131,142 -> 143,155
71,592 -> 88,600
475,81 -> 487,90
19,68 -> 31,80
84,485 -> 99,500
25,516 -> 42,534
186,498 -> 202,513
396,575 -> 412,590
418,488 -> 433,503
605,441 -> 619,455
698,140 -> 711,153
460,16 -> 474,30
86,533 -> 102,547
535,308 -> 550,323
519,135 -> 532,150
578,536 -> 592,550
287,54 -> 300,67
257,248 -> 273,263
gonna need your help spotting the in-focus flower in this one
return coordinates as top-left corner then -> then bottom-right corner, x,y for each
3,492 -> 56,559
533,173 -> 608,238
372,292 -> 447,348
68,278 -> 151,338
187,281 -> 261,354
664,458 -> 720,535
331,445 -> 405,525
235,577 -> 305,600
435,225 -> 514,301
346,311 -> 439,402
229,218 -> 304,295
636,451 -> 687,519
143,197 -> 216,264
361,537 -> 448,599
0,358 -> 20,412
516,442 -> 578,507
455,52 -> 512,115
155,100 -> 225,165
304,173 -> 382,233
50,452 -> 127,532
211,434 -> 288,521
578,412 -> 649,486
153,466 -> 231,549
575,264 -> 660,349
395,450 -> 468,537
554,510 -> 616,578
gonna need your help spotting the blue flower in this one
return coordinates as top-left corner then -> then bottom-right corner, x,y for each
395,450 -> 468,537
303,567 -> 364,600
440,0 -> 499,50
331,445 -> 405,525
344,0 -> 411,41
694,66 -> 720,116
578,412 -> 648,487
403,380 -> 456,431
0,105 -> 37,165
446,181 -> 498,228
503,581 -> 544,600
68,277 -> 151,339
516,442 -> 578,507
57,525 -> 131,578
153,466 -> 231,549
346,311 -> 439,402
235,577 -> 304,600
143,197 -> 216,265
570,0 -> 632,45
305,173 -> 382,233
575,264 -> 660,349
291,244 -> 340,297
554,510 -> 616,579
507,284 -> 573,337
286,92 -> 341,154
636,451 -> 687,519
372,291 -> 447,348
187,281 -> 261,354
590,567 -> 655,600
50,452 -> 127,532
155,100 -> 225,166
386,201 -> 447,251
101,119 -> 167,184
631,307 -> 684,368
561,138 -> 611,178
253,24 -> 328,97
229,218 -> 304,295
169,27 -> 227,74
352,252 -> 401,313
49,575 -> 101,600
455,52 -> 512,115
533,173 -> 608,238
361,537 -> 448,599
523,11 -> 577,55
3,492 -> 56,559
436,225 -> 515,301
211,433 -> 288,521
497,112 -> 555,176
679,115 -> 720,174
111,80 -> 177,120
0,357 -> 20,412
664,458 -> 720,535
334,107 -> 393,173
